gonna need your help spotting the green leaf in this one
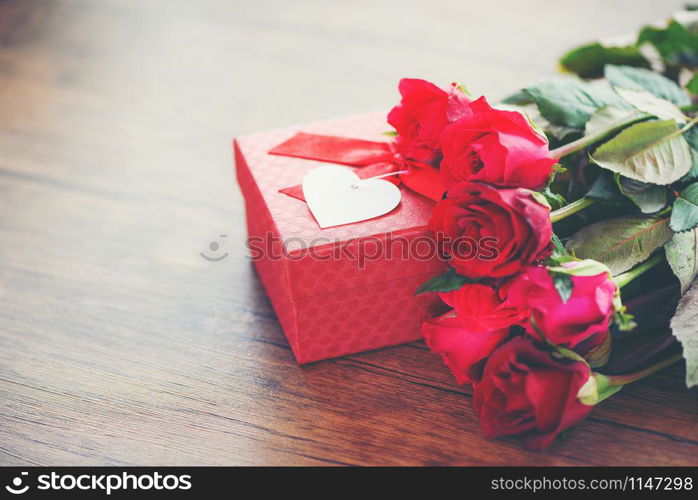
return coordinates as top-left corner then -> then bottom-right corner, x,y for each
415,268 -> 475,295
500,89 -> 532,105
382,130 -> 397,137
523,79 -> 630,129
665,228 -> 698,294
686,125 -> 698,151
550,271 -> 574,303
514,103 -> 580,140
670,183 -> 698,232
670,278 -> 698,387
679,156 -> 698,186
605,65 -> 691,106
584,105 -> 642,136
566,215 -> 673,275
613,88 -> 686,123
614,310 -> 637,331
547,233 -> 576,265
591,119 -> 692,185
586,171 -> 623,202
687,73 -> 698,95
560,42 -> 649,79
542,186 -> 567,210
615,175 -> 668,214
638,20 -> 698,63
678,127 -> 698,184
553,163 -> 568,175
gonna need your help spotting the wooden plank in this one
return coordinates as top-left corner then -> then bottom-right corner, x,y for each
0,0 -> 695,466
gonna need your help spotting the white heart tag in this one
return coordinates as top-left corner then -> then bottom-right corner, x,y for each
302,165 -> 402,229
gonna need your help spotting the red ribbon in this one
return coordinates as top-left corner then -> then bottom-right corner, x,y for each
270,132 -> 445,202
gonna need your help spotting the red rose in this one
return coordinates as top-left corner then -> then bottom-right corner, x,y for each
439,97 -> 555,191
440,282 -> 528,332
398,163 -> 447,202
507,264 -> 617,350
387,78 -> 470,164
428,182 -> 552,279
423,313 -> 507,385
423,283 -> 527,384
473,337 -> 593,451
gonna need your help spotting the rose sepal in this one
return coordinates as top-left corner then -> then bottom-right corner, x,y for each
577,373 -> 623,406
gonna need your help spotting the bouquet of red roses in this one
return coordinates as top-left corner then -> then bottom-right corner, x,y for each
389,10 -> 698,450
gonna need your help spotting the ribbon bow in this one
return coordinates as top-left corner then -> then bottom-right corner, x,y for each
270,132 -> 445,201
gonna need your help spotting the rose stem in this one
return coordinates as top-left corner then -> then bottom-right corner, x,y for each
549,114 -> 698,222
613,253 -> 664,289
680,114 -> 698,133
549,106 -> 698,160
600,252 -> 682,386
549,114 -> 649,159
606,353 -> 683,386
549,196 -> 596,222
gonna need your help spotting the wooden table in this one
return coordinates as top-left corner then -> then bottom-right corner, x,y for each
1,0 -> 696,466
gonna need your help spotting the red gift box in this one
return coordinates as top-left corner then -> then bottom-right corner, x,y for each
234,112 -> 446,363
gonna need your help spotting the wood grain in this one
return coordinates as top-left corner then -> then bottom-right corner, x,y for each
0,0 -> 696,466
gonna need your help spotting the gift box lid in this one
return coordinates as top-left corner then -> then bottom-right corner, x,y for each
234,112 -> 444,300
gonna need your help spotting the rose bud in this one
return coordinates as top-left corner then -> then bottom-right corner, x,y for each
423,282 -> 527,384
507,261 -> 619,351
387,78 -> 471,164
428,182 -> 552,279
473,337 -> 594,451
439,96 -> 556,191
